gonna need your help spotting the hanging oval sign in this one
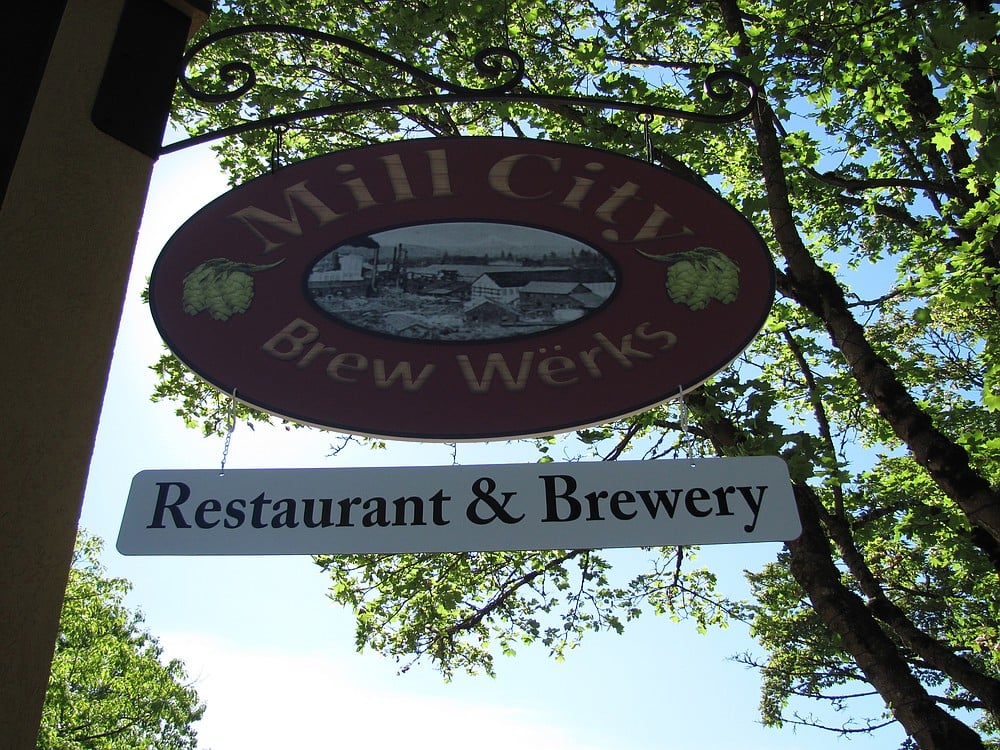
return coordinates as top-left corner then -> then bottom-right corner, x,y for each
149,137 -> 774,441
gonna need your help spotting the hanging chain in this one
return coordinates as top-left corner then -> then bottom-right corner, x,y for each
219,388 -> 238,476
638,112 -> 654,163
269,124 -> 287,173
677,385 -> 688,442
677,385 -> 696,463
502,0 -> 511,50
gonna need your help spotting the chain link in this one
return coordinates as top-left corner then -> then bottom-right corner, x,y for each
638,112 -> 654,163
219,389 -> 238,475
677,385 -> 695,463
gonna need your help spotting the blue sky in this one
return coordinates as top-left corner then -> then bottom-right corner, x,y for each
77,140 -> 907,750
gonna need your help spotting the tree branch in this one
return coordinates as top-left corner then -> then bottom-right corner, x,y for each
806,166 -> 957,198
782,329 -> 846,516
785,483 -> 985,750
719,2 -> 1000,547
807,483 -> 1000,721
445,550 -> 583,636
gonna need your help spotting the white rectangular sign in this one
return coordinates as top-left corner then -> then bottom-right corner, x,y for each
117,457 -> 800,555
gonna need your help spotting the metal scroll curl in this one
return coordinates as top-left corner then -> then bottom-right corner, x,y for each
164,23 -> 757,155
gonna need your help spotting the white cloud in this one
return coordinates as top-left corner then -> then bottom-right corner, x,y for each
161,632 -> 607,750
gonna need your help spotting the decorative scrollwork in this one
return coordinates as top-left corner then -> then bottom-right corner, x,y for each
467,47 -> 526,94
188,59 -> 257,104
165,23 -> 757,155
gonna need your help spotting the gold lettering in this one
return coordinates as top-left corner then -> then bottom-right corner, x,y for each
373,360 -> 436,391
230,182 -> 343,253
298,341 -> 338,369
425,148 -> 454,197
488,154 -> 559,200
378,154 -> 416,202
537,355 -> 579,386
631,204 -> 695,243
594,181 -> 641,238
335,164 -> 380,211
326,352 -> 369,383
261,318 -> 319,359
635,321 -> 678,351
456,352 -> 534,393
560,162 -> 604,210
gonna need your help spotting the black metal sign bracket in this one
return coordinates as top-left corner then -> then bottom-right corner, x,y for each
162,24 -> 758,156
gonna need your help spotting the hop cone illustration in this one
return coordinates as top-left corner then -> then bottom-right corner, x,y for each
637,247 -> 740,311
182,258 -> 283,321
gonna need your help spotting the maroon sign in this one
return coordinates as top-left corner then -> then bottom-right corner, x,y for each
149,137 -> 774,440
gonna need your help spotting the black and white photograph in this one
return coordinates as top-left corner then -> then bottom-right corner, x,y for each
307,222 -> 618,341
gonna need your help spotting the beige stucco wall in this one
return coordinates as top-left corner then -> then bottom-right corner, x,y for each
0,0 -> 205,744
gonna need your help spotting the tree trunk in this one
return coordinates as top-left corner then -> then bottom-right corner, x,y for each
787,487 -> 985,749
714,0 -> 1000,549
812,486 -> 1000,719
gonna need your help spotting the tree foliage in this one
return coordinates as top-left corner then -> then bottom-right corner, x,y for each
38,534 -> 204,750
160,1 -> 1000,747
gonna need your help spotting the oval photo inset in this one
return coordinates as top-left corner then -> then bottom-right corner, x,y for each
306,222 -> 618,342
